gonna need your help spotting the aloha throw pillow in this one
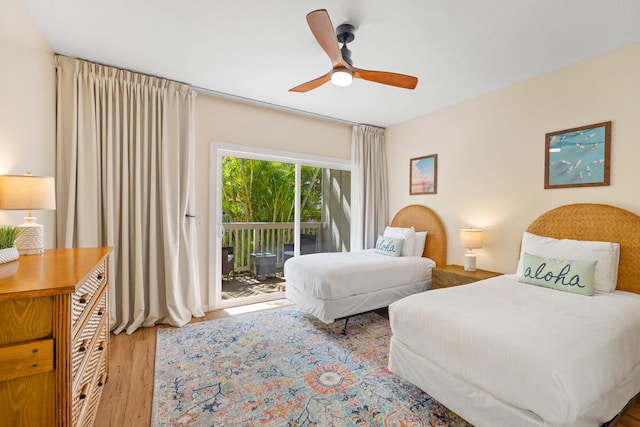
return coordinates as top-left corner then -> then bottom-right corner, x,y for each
518,252 -> 597,296
375,235 -> 404,257
515,232 -> 620,293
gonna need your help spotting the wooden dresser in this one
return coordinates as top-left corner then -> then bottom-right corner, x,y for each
0,247 -> 112,427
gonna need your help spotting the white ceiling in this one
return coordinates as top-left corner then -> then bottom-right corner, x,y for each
21,0 -> 640,128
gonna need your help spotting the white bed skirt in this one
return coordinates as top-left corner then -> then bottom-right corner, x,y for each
286,280 -> 429,324
388,337 -> 640,427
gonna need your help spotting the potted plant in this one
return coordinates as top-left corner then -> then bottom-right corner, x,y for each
0,225 -> 21,264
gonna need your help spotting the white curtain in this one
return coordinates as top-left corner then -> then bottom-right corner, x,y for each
351,124 -> 389,251
55,56 -> 204,334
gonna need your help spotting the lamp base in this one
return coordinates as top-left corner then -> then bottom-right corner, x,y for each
464,253 -> 477,271
15,217 -> 44,255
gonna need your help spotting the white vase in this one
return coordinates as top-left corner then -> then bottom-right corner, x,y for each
0,246 -> 19,264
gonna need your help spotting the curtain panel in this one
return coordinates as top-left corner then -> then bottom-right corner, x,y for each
351,124 -> 389,251
55,55 -> 203,334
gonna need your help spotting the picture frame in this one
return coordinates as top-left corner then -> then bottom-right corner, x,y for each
410,154 -> 437,195
545,121 -> 611,189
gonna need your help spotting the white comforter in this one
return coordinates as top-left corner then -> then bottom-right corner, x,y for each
389,274 -> 640,425
283,249 -> 435,300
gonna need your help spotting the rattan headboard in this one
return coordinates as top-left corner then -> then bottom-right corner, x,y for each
526,203 -> 640,294
390,205 -> 447,266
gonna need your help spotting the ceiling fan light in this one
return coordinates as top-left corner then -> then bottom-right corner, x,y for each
331,68 -> 353,86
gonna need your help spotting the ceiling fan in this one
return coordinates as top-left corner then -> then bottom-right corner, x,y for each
289,9 -> 419,92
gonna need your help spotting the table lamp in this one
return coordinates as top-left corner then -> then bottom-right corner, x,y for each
0,174 -> 56,255
460,228 -> 483,271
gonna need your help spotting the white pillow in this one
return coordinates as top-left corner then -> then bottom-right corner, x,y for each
413,231 -> 427,257
515,232 -> 620,293
384,226 -> 415,257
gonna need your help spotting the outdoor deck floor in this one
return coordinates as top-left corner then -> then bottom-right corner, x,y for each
222,272 -> 286,300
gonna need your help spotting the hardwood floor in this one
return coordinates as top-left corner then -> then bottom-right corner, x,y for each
614,399 -> 640,427
94,302 -> 640,426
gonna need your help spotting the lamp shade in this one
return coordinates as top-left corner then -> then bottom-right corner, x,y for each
0,175 -> 56,210
459,228 -> 483,249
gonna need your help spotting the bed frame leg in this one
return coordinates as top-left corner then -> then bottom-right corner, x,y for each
342,317 -> 349,335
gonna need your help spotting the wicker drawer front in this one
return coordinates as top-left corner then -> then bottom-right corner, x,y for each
76,317 -> 108,394
81,355 -> 108,427
72,259 -> 107,326
72,375 -> 89,426
72,334 -> 108,427
72,292 -> 107,383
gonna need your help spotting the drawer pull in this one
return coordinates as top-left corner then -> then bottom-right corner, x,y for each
97,307 -> 105,316
98,340 -> 105,351
98,374 -> 106,386
79,293 -> 90,304
79,338 -> 90,352
97,274 -> 104,281
79,383 -> 89,400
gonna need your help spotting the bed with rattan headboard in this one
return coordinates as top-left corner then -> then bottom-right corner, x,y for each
526,203 -> 640,294
389,203 -> 640,427
390,204 -> 447,266
284,204 -> 447,324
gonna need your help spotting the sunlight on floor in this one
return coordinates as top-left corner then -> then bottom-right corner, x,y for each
223,299 -> 293,316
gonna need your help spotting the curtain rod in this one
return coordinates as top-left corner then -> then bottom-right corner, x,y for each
193,86 -> 360,127
56,55 -> 362,128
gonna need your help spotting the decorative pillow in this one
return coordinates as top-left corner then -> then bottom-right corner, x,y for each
515,232 -> 620,293
413,231 -> 428,257
518,252 -> 596,296
384,226 -> 415,257
375,235 -> 404,257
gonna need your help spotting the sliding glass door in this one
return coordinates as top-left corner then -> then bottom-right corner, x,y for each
211,144 -> 351,309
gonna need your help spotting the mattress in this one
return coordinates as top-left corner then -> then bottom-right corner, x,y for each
283,249 -> 435,300
389,274 -> 640,426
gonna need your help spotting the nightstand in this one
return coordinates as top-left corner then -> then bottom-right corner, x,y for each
431,264 -> 501,289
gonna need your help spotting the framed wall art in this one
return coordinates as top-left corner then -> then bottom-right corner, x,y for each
410,154 -> 437,195
545,121 -> 611,189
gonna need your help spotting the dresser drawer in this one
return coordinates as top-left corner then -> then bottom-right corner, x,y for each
73,347 -> 108,427
0,338 -> 54,382
72,259 -> 107,326
72,291 -> 108,385
76,317 -> 107,391
81,355 -> 108,427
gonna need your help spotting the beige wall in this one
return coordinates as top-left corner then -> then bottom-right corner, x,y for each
0,0 -> 352,306
0,0 -> 56,247
387,42 -> 640,274
7,0 -> 638,304
194,95 -> 352,305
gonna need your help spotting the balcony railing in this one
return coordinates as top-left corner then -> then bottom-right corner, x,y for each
221,222 -> 322,273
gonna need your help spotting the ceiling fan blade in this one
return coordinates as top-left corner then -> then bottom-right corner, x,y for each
289,72 -> 332,92
306,9 -> 344,67
352,67 -> 418,90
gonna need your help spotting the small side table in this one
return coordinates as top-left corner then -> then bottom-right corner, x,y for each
432,264 -> 501,289
251,252 -> 276,280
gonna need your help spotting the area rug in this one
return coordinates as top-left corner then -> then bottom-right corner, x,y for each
152,306 -> 471,426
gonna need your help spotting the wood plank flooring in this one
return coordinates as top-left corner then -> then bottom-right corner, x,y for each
94,302 -> 640,426
615,401 -> 640,427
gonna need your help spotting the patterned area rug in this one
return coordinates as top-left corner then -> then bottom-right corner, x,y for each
152,306 -> 471,426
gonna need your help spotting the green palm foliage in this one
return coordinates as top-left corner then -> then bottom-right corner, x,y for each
222,157 -> 321,223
